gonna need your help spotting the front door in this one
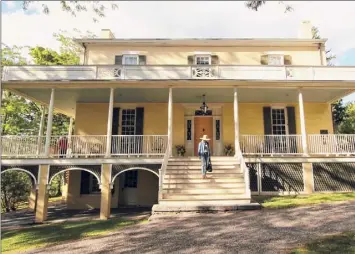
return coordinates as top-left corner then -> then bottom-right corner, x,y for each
194,117 -> 213,156
121,170 -> 138,206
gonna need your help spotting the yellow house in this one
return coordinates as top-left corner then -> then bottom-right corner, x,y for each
1,21 -> 355,222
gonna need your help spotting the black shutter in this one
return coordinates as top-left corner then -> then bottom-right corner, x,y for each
139,55 -> 146,65
263,107 -> 272,135
115,55 -> 123,65
261,55 -> 268,65
111,107 -> 120,153
135,107 -> 144,154
211,55 -> 219,65
284,55 -> 292,65
188,55 -> 194,65
287,107 -> 296,134
80,171 -> 90,194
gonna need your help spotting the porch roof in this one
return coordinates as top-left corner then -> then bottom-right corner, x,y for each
7,85 -> 353,117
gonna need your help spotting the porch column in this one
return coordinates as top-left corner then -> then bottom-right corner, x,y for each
66,117 -> 74,156
298,89 -> 308,155
168,87 -> 173,156
37,106 -> 46,156
35,164 -> 50,223
100,164 -> 112,220
44,89 -> 55,157
105,88 -> 115,158
233,88 -> 240,155
303,163 -> 314,194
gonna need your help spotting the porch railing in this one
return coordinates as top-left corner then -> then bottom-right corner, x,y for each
240,135 -> 303,155
1,135 -> 168,158
308,134 -> 355,155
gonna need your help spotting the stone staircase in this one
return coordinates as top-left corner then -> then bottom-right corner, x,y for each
152,157 -> 260,213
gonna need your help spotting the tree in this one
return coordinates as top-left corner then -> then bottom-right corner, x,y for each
338,103 -> 355,134
22,1 -> 118,22
311,26 -> 336,66
245,1 -> 293,12
1,171 -> 32,212
332,99 -> 348,133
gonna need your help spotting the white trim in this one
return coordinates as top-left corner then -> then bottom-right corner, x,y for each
1,168 -> 38,187
48,167 -> 101,186
270,107 -> 289,135
122,54 -> 139,65
111,167 -> 159,183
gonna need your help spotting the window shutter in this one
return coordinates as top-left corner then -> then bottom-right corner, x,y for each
188,55 -> 194,65
260,55 -> 268,65
115,55 -> 123,65
80,171 -> 91,194
263,107 -> 272,135
284,55 -> 292,65
135,107 -> 144,135
286,107 -> 296,134
111,107 -> 120,154
138,55 -> 146,65
211,55 -> 219,65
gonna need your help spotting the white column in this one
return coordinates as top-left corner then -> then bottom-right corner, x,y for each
66,117 -> 74,156
37,106 -> 46,155
168,88 -> 173,156
44,89 -> 55,157
233,88 -> 240,155
298,89 -> 308,155
105,88 -> 115,157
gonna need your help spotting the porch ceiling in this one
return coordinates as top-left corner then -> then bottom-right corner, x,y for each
11,87 -> 352,117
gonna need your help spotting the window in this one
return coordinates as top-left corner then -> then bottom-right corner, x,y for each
123,55 -> 138,65
121,109 -> 136,135
216,120 -> 220,140
187,120 -> 192,141
124,170 -> 138,188
90,175 -> 100,193
268,55 -> 284,66
195,55 -> 211,65
271,108 -> 287,135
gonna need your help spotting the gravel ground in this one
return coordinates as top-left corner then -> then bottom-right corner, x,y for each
24,200 -> 355,254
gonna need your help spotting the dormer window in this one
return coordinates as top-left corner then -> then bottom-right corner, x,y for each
268,54 -> 284,66
123,55 -> 139,65
195,55 -> 211,65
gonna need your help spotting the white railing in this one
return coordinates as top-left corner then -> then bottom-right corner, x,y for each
158,139 -> 171,201
1,136 -> 45,158
3,65 -> 355,81
240,135 -> 303,155
235,143 -> 251,198
1,135 -> 167,158
308,134 -> 355,155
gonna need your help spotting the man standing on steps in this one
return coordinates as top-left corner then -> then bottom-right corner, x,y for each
198,135 -> 211,179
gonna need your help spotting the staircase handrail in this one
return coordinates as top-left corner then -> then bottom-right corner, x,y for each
159,140 -> 170,200
235,143 -> 251,198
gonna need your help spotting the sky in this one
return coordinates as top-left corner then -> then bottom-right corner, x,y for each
1,1 -> 355,102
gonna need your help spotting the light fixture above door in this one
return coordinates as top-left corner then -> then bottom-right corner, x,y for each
200,94 -> 209,115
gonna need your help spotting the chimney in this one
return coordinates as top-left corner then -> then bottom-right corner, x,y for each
298,21 -> 313,39
101,29 -> 115,39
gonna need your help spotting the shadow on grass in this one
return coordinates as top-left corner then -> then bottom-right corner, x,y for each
291,231 -> 355,254
1,218 -> 145,253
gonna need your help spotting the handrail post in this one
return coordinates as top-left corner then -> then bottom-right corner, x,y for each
44,89 -> 55,157
105,88 -> 115,158
298,89 -> 309,155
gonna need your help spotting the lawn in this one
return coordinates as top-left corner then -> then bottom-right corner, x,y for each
253,192 -> 355,209
1,217 -> 147,254
291,231 -> 355,253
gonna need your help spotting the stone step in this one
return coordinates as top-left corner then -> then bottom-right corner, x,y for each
163,178 -> 245,184
152,203 -> 261,213
162,193 -> 246,200
166,169 -> 239,174
158,199 -> 252,206
164,173 -> 243,178
169,157 -> 237,162
162,187 -> 245,194
162,182 -> 245,188
167,161 -> 239,166
167,165 -> 238,170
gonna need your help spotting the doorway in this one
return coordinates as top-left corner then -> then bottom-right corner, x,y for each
194,116 -> 213,155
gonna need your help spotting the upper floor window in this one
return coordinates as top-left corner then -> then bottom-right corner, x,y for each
121,109 -> 136,135
195,55 -> 211,65
123,55 -> 139,65
268,55 -> 284,65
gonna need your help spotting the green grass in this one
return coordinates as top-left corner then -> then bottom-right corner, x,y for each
1,218 -> 147,254
253,192 -> 355,209
291,231 -> 355,254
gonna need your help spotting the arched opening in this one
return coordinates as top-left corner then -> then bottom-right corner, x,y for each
1,169 -> 36,228
112,167 -> 159,208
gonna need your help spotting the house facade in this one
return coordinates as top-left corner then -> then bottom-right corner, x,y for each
1,21 -> 355,222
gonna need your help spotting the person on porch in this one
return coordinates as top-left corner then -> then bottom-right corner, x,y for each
198,135 -> 211,179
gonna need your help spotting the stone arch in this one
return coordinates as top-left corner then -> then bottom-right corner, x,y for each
1,168 -> 38,187
48,167 -> 101,186
111,167 -> 159,184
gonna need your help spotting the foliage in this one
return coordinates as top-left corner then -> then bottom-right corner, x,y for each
331,99 -> 348,132
224,144 -> 234,156
2,218 -> 147,253
175,145 -> 186,156
22,1 -> 119,22
311,26 -> 336,66
338,102 -> 355,134
245,1 -> 293,12
253,192 -> 355,209
1,171 -> 32,212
